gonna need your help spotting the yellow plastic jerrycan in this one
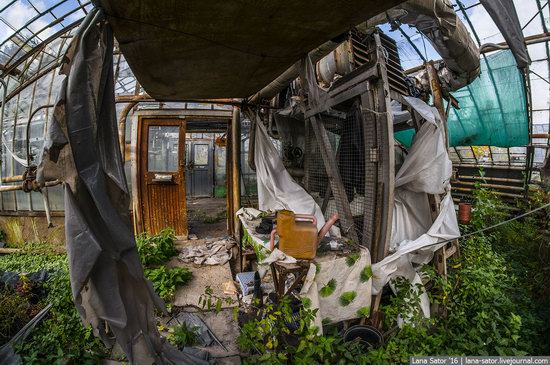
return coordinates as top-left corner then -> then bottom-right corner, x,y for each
268,210 -> 339,260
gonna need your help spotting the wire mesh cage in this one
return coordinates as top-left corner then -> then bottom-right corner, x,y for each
304,107 -> 377,244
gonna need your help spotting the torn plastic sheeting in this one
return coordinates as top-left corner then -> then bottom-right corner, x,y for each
391,94 -> 452,251
372,97 -> 459,318
254,117 -> 326,232
479,0 -> 530,68
36,9 -> 209,365
394,96 -> 452,195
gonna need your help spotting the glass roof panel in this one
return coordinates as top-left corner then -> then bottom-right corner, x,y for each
0,0 -> 546,172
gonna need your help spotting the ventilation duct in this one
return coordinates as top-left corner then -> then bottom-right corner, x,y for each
367,0 -> 480,91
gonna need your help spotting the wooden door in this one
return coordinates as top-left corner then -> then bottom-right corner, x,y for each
140,118 -> 188,237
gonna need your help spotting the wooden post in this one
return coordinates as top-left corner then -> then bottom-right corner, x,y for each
364,33 -> 395,264
364,32 -> 396,319
231,106 -> 241,238
425,61 -> 460,277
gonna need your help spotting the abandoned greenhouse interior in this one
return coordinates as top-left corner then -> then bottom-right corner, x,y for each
0,0 -> 549,364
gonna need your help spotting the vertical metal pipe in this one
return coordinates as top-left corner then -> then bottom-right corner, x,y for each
231,105 -> 242,238
42,187 -> 54,228
118,101 -> 137,161
0,78 -> 7,190
426,61 -> 449,146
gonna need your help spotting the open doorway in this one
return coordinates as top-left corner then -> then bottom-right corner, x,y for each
185,131 -> 228,238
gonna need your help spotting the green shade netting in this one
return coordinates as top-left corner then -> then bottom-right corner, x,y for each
395,50 -> 529,148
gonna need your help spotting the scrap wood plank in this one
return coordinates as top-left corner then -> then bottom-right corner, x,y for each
309,115 -> 359,244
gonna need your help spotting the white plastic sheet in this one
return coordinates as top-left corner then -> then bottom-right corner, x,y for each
254,119 -> 326,231
300,248 -> 372,333
372,97 -> 460,317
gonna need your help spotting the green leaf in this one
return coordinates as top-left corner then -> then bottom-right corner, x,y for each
356,306 -> 371,318
360,265 -> 373,283
339,291 -> 357,306
301,297 -> 312,309
319,279 -> 337,297
345,253 -> 360,267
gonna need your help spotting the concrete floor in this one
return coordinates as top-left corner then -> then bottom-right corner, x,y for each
166,237 -> 241,364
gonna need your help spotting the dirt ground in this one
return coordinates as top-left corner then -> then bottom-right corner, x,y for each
187,197 -> 228,239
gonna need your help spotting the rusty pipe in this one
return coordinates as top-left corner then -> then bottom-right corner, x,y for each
0,179 -> 61,192
118,101 -> 137,160
42,186 -> 54,228
248,39 -> 341,104
453,186 -> 523,199
1,175 -> 24,183
0,78 -> 7,190
458,175 -> 524,184
453,180 -> 525,191
26,104 -> 54,166
231,104 -> 242,237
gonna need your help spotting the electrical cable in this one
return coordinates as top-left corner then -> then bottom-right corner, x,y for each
419,201 -> 550,251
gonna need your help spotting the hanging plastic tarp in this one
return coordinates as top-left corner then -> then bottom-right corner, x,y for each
36,9 -> 208,365
254,119 -> 326,231
479,0 -> 530,69
396,50 -> 529,148
374,97 -> 459,318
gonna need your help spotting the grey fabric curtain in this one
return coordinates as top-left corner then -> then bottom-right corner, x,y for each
480,0 -> 530,68
37,9 -> 208,365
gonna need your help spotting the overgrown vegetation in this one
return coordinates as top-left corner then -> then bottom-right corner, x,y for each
167,322 -> 199,348
138,228 -> 193,305
0,228 -> 192,363
238,297 -> 366,365
137,228 -> 179,266
0,251 -> 108,364
238,184 -> 550,363
144,266 -> 192,302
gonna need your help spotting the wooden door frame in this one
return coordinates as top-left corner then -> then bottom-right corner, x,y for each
137,117 -> 187,237
133,114 -> 235,236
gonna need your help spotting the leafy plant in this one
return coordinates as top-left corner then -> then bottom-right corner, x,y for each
319,279 -> 336,297
0,288 -> 32,345
358,185 -> 550,363
167,322 -> 199,348
0,252 -> 108,364
136,228 -> 178,266
238,296 -> 366,365
198,285 -> 237,315
137,229 -> 193,308
144,266 -> 192,302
